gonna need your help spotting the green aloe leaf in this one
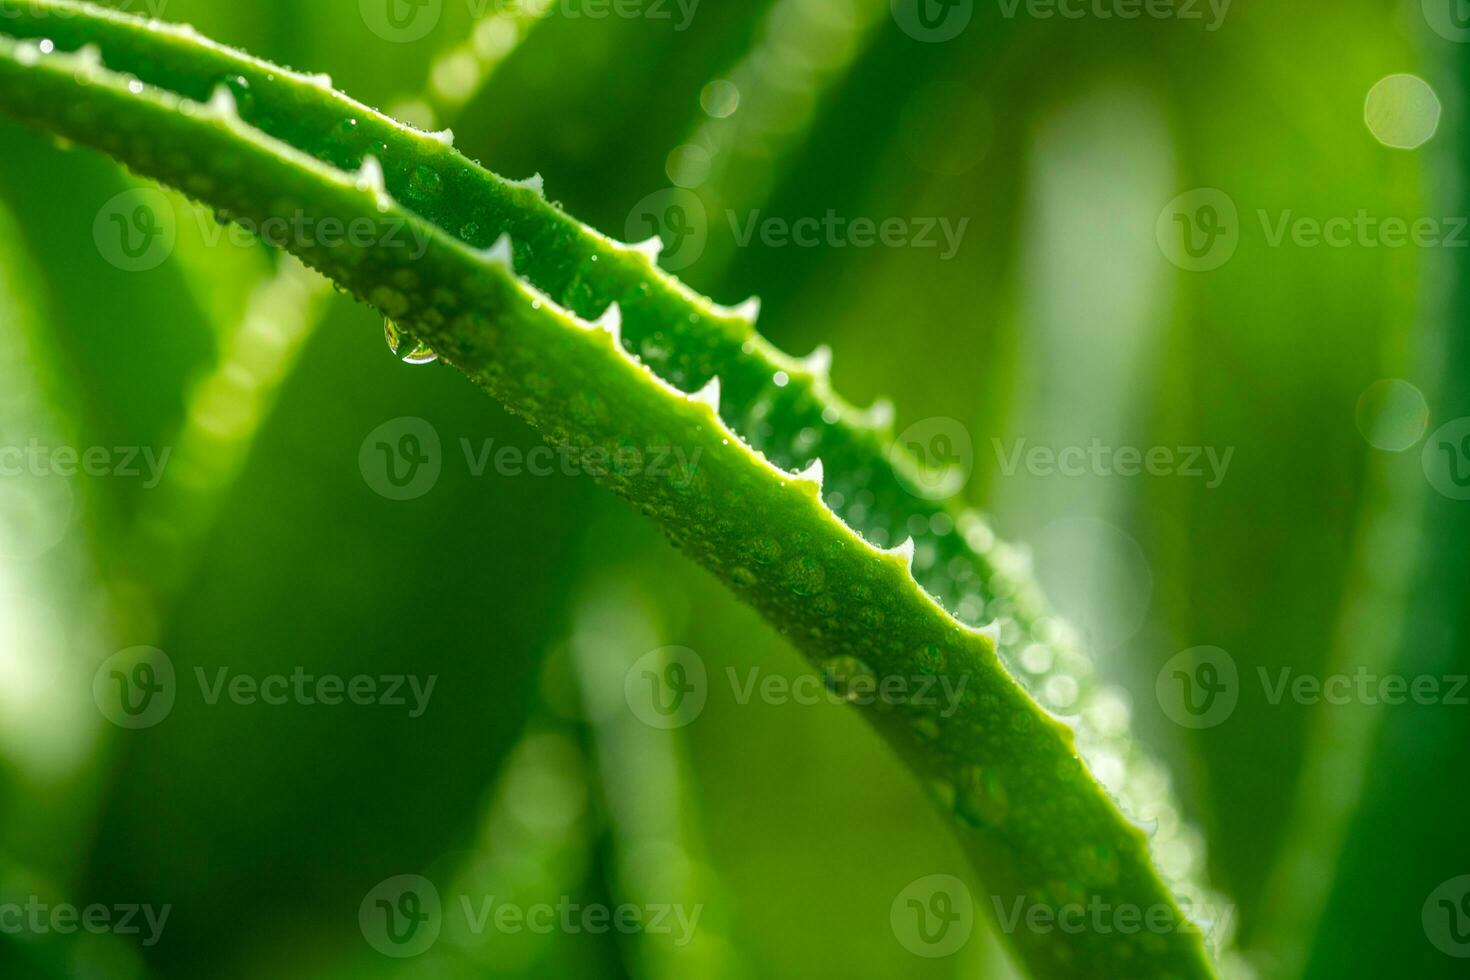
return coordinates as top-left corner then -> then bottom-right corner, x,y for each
0,3 -> 1227,976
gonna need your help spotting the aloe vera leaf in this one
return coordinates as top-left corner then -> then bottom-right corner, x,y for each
0,9 -> 1220,977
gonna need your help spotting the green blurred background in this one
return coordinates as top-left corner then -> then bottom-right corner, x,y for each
1,0 -> 1468,977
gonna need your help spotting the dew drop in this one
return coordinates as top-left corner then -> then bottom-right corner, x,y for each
384,318 -> 438,365
750,536 -> 781,564
911,715 -> 942,741
955,765 -> 1010,829
406,164 -> 443,204
821,655 -> 876,702
785,555 -> 827,596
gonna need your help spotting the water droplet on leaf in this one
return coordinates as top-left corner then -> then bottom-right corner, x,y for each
384,318 -> 438,365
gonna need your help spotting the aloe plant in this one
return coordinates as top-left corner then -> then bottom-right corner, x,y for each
0,2 -> 1231,976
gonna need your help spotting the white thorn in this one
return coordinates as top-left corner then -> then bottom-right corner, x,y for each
887,537 -> 915,568
508,173 -> 544,196
426,128 -> 456,147
627,236 -> 664,261
355,154 -> 386,193
794,458 -> 824,488
354,155 -> 391,213
593,302 -> 623,345
978,620 -> 1001,645
73,43 -> 103,72
305,71 -> 334,90
802,344 -> 833,377
484,233 -> 514,270
865,399 -> 895,430
206,83 -> 238,120
688,376 -> 721,414
718,296 -> 762,323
